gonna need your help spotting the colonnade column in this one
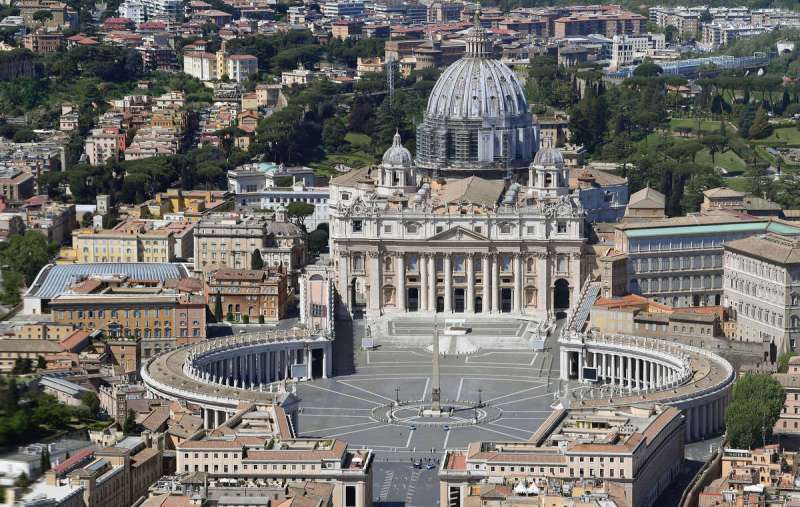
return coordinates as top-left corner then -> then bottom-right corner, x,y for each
491,254 -> 500,313
482,253 -> 491,314
466,255 -> 475,314
396,254 -> 406,312
513,254 -> 522,314
420,253 -> 429,312
601,354 -> 607,382
428,255 -> 436,312
444,255 -> 452,313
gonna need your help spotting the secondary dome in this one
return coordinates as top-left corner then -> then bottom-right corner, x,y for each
532,146 -> 564,168
415,10 -> 538,174
382,131 -> 413,168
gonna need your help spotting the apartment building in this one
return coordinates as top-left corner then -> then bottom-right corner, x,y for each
0,167 -> 34,203
205,268 -> 288,323
71,223 -> 176,263
51,292 -> 206,358
85,128 -> 125,166
649,6 -> 702,36
226,54 -> 258,83
15,437 -> 162,507
22,32 -> 63,53
440,405 -> 684,507
610,33 -> 666,69
193,213 -> 305,273
774,355 -> 800,435
176,404 -> 374,507
724,232 -> 800,353
553,8 -> 646,38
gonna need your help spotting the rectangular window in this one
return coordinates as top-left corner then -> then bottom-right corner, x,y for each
353,220 -> 363,232
557,222 -> 567,234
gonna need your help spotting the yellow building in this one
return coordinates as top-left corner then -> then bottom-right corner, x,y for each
71,227 -> 175,263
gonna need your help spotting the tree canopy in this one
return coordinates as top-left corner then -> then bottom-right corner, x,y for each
725,374 -> 785,449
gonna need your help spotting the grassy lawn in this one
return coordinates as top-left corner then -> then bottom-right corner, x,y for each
344,132 -> 373,149
669,118 -> 727,133
309,151 -> 376,177
725,176 -> 752,192
695,148 -> 747,174
751,126 -> 800,147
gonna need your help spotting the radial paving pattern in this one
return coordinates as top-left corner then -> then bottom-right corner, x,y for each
293,349 -> 564,455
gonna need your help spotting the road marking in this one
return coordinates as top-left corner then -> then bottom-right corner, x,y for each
305,419 -> 383,435
490,421 -> 535,434
405,428 -> 414,449
480,424 -> 528,440
338,380 -> 395,402
379,470 -> 394,499
323,422 -> 386,438
420,377 -> 430,401
298,406 -> 374,411
301,383 -> 383,406
456,377 -> 464,400
484,384 -> 546,403
443,426 -> 451,449
494,390 -> 559,407
298,414 -> 373,418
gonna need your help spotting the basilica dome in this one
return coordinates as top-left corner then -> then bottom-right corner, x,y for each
382,131 -> 413,168
532,146 -> 565,168
415,11 -> 539,175
425,57 -> 528,120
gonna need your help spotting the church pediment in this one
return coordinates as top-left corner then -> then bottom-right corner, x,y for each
427,226 -> 488,242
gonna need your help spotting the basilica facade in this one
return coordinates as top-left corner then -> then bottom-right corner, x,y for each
329,15 -> 587,319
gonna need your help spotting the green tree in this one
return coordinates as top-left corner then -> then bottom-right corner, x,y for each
633,62 -> 663,78
286,202 -> 315,229
40,447 -> 50,472
14,472 -> 29,488
322,117 -> 348,154
778,352 -> 797,373
7,377 -> 18,411
12,358 -> 31,375
725,374 -> 785,448
32,10 -> 52,24
36,356 -> 46,370
0,231 -> 55,283
1,270 -> 22,306
748,107 -> 772,139
308,228 -> 329,256
78,391 -> 100,417
214,291 -> 223,322
122,409 -> 137,434
251,249 -> 264,270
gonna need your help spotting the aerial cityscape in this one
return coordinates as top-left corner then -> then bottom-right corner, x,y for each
2,0 -> 800,505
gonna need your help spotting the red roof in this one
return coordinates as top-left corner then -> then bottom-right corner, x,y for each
52,447 -> 95,475
103,17 -> 132,24
60,329 -> 92,352
138,21 -> 166,29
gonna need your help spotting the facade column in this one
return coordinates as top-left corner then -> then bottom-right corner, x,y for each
444,255 -> 452,313
633,358 -> 639,389
577,352 -> 584,381
482,253 -> 491,314
367,252 -> 381,313
339,253 -> 351,314
428,255 -> 437,312
466,255 -> 475,314
420,254 -> 429,312
322,347 -> 329,379
601,354 -> 607,382
213,410 -> 220,429
513,254 -> 522,314
491,254 -> 500,313
307,348 -> 313,380
204,408 -> 211,429
396,254 -> 406,312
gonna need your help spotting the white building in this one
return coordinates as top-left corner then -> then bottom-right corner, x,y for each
610,33 -> 666,70
84,128 -> 121,166
118,0 -> 145,24
226,54 -> 258,83
320,0 -> 364,19
724,232 -> 800,354
183,51 -> 217,81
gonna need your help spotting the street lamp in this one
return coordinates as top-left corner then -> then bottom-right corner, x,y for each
478,388 -> 482,406
395,387 -> 400,404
